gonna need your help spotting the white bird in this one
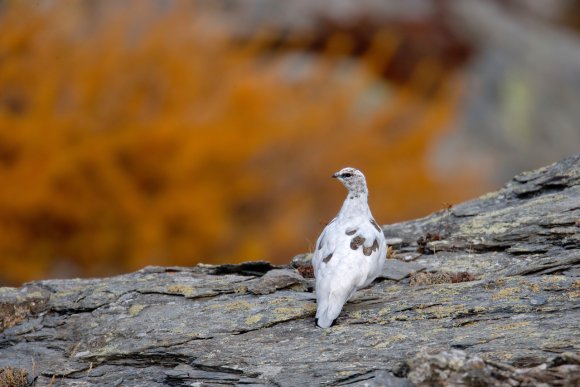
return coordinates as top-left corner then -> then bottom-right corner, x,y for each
312,167 -> 387,328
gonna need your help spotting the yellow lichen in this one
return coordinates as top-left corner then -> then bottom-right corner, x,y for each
459,202 -> 546,237
223,301 -> 253,311
429,286 -> 462,296
421,304 -> 468,319
245,314 -> 263,325
497,321 -> 531,331
128,304 -> 146,316
273,307 -> 302,318
166,285 -> 197,298
541,276 -> 567,283
305,303 -> 317,313
348,310 -> 364,319
269,298 -> 290,306
373,334 -> 408,348
491,287 -> 521,301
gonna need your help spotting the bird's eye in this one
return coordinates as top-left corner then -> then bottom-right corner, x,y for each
342,173 -> 352,178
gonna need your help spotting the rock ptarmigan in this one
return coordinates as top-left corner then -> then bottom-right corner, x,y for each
313,167 -> 387,328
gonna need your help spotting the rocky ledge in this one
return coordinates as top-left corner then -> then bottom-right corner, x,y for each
1,155 -> 579,386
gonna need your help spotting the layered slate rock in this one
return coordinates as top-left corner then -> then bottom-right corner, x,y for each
0,154 -> 579,386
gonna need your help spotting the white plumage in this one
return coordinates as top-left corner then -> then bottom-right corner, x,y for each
312,167 -> 387,328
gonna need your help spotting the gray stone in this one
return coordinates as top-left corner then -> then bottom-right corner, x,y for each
247,269 -> 309,295
380,260 -> 426,281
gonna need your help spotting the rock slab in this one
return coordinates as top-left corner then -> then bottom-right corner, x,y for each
1,154 -> 579,386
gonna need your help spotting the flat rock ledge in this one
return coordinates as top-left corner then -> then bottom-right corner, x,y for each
1,154 -> 579,386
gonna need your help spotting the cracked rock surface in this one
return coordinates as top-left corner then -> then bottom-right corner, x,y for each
1,154 -> 579,386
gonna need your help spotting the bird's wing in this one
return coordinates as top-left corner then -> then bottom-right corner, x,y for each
353,216 -> 388,287
313,216 -> 386,327
312,218 -> 336,277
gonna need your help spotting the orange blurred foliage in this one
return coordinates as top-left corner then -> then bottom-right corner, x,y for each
0,2 -> 484,285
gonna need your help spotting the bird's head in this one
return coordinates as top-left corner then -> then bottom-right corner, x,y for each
332,167 -> 367,195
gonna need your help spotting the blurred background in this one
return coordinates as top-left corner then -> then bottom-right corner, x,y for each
1,0 -> 579,285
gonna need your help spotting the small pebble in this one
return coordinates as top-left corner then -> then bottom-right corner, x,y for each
530,296 -> 547,306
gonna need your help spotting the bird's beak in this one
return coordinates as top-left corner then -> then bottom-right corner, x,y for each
332,173 -> 339,178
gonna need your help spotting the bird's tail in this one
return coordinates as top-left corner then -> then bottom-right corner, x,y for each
316,286 -> 354,328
